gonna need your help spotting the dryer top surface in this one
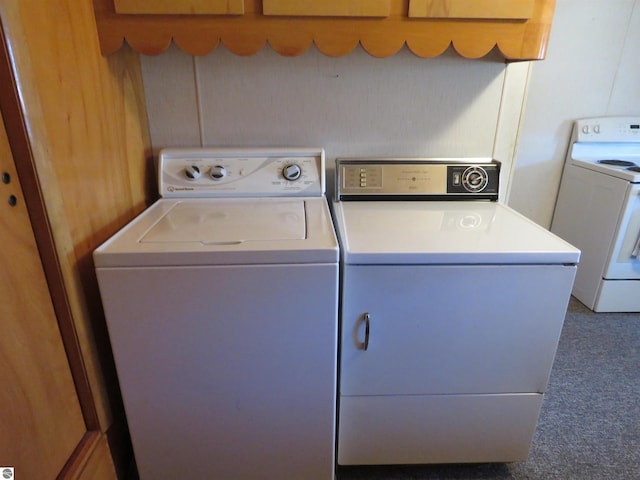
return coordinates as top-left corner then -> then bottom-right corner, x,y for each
332,201 -> 580,265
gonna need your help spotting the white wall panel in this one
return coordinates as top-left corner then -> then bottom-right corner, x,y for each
494,61 -> 532,202
608,1 -> 640,113
194,46 -> 504,161
140,45 -> 202,149
509,0 -> 638,227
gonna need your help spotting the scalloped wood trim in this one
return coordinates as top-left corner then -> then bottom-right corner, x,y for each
93,0 -> 555,60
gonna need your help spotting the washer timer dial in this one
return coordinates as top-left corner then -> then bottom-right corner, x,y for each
282,164 -> 302,181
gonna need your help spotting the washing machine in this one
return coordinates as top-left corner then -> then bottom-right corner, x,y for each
94,148 -> 338,480
332,158 -> 580,466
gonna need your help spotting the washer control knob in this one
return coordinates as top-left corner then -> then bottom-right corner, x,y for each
462,166 -> 489,193
210,165 -> 227,180
282,164 -> 302,181
185,165 -> 201,180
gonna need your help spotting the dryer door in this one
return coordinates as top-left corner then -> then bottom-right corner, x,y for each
340,264 -> 576,396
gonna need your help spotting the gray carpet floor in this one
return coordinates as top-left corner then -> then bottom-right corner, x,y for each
337,297 -> 640,480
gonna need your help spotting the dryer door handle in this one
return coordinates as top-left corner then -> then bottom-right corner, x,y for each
363,313 -> 370,351
353,312 -> 371,351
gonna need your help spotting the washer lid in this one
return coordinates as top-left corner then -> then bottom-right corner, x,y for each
332,201 -> 580,265
94,197 -> 338,267
140,200 -> 306,244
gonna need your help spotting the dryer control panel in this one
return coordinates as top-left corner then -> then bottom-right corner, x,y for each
336,158 -> 500,201
159,148 -> 325,198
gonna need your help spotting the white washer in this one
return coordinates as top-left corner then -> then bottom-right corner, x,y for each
332,159 -> 580,466
94,148 -> 338,480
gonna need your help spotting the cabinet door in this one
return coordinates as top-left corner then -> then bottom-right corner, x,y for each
340,264 -> 575,396
0,111 -> 86,476
263,0 -> 391,17
113,0 -> 244,14
409,0 -> 535,19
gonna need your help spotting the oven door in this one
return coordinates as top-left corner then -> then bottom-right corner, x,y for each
604,182 -> 640,279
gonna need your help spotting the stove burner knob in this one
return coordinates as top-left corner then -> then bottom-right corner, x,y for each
462,167 -> 489,192
210,165 -> 227,180
283,164 -> 302,181
184,165 -> 201,180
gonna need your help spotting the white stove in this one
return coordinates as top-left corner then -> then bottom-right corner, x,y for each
552,117 -> 640,312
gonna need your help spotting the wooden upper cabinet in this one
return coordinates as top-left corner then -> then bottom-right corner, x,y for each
263,0 -> 391,17
409,0 -> 535,19
93,0 -> 556,60
114,0 -> 244,14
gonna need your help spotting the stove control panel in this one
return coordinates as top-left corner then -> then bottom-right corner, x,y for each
158,148 -> 325,198
574,117 -> 640,143
336,158 -> 499,201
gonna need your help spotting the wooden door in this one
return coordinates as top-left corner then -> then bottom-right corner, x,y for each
0,108 -> 86,477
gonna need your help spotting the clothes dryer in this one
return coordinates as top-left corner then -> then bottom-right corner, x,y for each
332,158 -> 579,465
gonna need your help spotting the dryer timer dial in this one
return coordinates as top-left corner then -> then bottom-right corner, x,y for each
462,166 -> 489,192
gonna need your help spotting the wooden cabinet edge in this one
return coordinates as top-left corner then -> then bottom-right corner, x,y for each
263,0 -> 391,18
114,0 -> 244,15
408,0 -> 535,20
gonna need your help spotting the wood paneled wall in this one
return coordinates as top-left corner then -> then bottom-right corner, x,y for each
0,0 -> 152,474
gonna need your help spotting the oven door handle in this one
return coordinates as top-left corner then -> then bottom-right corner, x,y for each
632,230 -> 640,258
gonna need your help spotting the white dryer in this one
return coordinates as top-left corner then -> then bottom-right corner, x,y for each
332,159 -> 580,466
94,148 -> 338,480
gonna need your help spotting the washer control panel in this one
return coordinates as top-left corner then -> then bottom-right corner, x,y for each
336,158 -> 499,200
159,148 -> 325,198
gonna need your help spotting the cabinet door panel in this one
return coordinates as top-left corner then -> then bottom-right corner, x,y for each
263,0 -> 391,17
113,0 -> 244,15
340,264 -> 575,396
338,393 -> 542,465
409,0 -> 535,19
